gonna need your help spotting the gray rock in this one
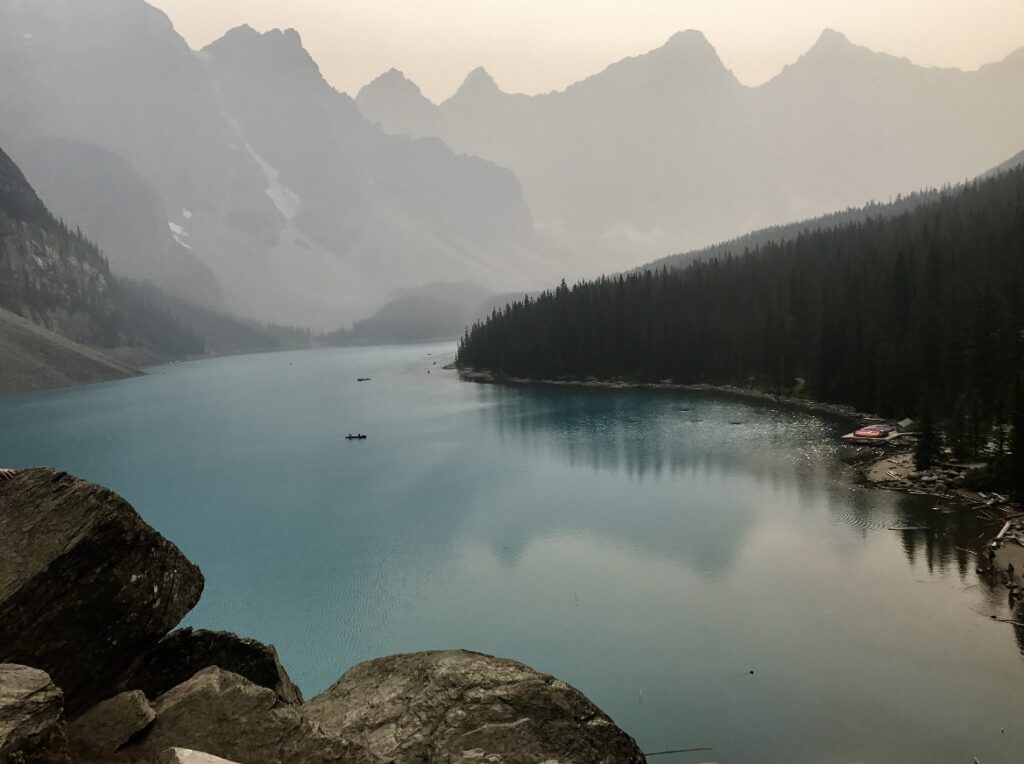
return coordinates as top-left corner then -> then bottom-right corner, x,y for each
0,664 -> 69,764
118,667 -> 373,764
302,649 -> 646,763
0,468 -> 204,715
160,748 -> 241,764
117,628 -> 303,705
67,690 -> 155,756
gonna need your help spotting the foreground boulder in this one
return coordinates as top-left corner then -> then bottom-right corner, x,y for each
117,628 -> 303,705
303,650 -> 646,763
67,690 -> 155,757
0,664 -> 69,764
117,667 -> 373,764
0,468 -> 204,715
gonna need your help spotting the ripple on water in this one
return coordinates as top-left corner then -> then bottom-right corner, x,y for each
824,489 -> 896,532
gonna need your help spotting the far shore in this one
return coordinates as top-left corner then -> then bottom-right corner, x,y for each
456,366 -> 1022,522
456,367 -> 872,422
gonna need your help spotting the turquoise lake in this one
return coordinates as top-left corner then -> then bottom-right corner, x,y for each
1,343 -> 1022,763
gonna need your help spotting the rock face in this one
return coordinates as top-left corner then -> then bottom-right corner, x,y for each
0,468 -> 204,715
0,664 -> 70,764
67,691 -> 155,757
303,650 -> 646,764
118,668 -> 372,764
117,628 -> 303,706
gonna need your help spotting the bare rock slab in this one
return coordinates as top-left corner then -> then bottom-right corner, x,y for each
0,468 -> 204,715
117,628 -> 303,705
0,664 -> 70,764
302,649 -> 646,764
68,690 -> 155,757
160,748 -> 241,764
118,667 -> 373,764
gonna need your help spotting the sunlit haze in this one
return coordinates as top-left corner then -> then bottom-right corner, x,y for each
148,0 -> 1024,101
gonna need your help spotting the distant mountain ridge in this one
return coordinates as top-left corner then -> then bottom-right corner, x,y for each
358,29 -> 1024,272
643,147 -> 1024,273
319,282 -> 495,346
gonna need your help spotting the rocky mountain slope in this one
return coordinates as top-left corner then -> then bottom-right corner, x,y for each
0,145 -> 124,347
0,0 -> 550,328
358,29 -> 1024,270
1,143 -> 311,392
0,468 -> 645,763
8,136 -> 223,308
0,306 -> 139,394
0,142 -> 208,361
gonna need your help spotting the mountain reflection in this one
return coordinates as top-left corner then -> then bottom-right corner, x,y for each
472,381 -> 1024,656
466,383 -> 857,575
476,383 -> 844,481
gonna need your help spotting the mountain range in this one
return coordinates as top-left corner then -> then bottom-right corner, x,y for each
358,29 -> 1024,270
1,1 -> 1021,331
0,0 -> 545,328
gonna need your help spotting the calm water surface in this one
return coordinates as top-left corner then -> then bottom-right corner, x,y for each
1,344 -> 1022,763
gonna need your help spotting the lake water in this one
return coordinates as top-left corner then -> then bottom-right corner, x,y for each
1,343 -> 1022,762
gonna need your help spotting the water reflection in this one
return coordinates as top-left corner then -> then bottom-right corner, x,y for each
478,383 -> 844,482
3,347 -> 1023,760
473,380 -> 1024,656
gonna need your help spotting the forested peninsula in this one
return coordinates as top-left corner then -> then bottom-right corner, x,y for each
458,165 -> 1024,494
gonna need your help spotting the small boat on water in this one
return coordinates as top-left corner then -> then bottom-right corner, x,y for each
345,434 -> 368,440
357,377 -> 371,382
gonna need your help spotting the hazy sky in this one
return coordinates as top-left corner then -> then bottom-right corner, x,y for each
149,0 -> 1024,102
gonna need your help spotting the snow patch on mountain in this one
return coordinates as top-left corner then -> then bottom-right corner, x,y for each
221,114 -> 301,220
168,221 -> 193,250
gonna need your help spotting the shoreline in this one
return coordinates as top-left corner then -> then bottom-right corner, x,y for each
457,368 -> 873,422
457,367 -> 1022,523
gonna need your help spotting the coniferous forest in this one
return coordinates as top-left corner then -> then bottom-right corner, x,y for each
459,165 -> 1024,487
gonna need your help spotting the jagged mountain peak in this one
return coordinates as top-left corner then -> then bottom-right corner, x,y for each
559,27 -> 737,99
455,66 -> 501,97
662,29 -> 715,52
644,28 -> 727,68
812,28 -> 854,50
359,68 -> 426,99
203,24 -> 322,81
798,28 -> 887,65
765,28 -> 916,85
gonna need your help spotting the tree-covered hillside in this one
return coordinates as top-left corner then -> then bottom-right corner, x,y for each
458,165 -> 1024,477
2,145 -> 309,361
645,149 -> 1024,274
1,145 -> 203,356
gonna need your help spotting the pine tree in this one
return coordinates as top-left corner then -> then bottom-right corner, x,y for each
915,398 -> 941,471
1011,380 -> 1024,499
